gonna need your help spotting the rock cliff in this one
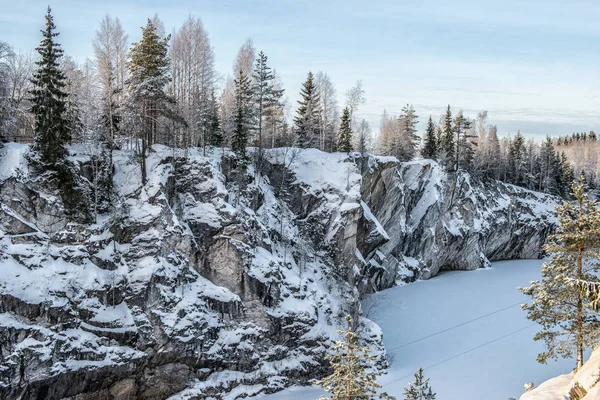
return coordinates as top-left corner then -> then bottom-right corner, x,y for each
0,143 -> 558,399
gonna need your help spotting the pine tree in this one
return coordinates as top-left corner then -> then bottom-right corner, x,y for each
439,105 -> 454,168
317,316 -> 395,400
294,72 -> 321,148
125,18 -> 185,183
421,116 -> 437,160
519,177 -> 600,369
29,7 -> 71,166
338,107 -> 353,153
403,368 -> 436,400
231,68 -> 253,163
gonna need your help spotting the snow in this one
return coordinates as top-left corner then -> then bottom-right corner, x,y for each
0,142 -> 29,181
253,260 -> 575,400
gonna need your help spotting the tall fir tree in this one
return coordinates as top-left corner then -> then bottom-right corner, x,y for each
231,68 -> 253,163
403,368 -> 436,400
338,107 -> 353,153
421,116 -> 437,160
317,316 -> 395,400
440,105 -> 454,168
29,7 -> 70,166
519,177 -> 600,369
399,103 -> 419,161
294,72 -> 321,148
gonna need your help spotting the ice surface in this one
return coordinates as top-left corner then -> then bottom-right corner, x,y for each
253,260 -> 575,400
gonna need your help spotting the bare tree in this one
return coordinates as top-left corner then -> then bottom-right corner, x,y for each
345,80 -> 365,125
315,71 -> 339,152
170,15 -> 216,152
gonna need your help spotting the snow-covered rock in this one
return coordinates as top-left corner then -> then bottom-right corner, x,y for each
520,347 -> 600,400
362,157 -> 558,281
0,145 -> 558,399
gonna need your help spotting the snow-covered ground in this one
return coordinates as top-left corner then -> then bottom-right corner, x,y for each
253,260 -> 575,400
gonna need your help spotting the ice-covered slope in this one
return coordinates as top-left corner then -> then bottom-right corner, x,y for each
0,145 -> 558,399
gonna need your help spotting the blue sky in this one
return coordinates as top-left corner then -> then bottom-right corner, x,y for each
2,0 -> 599,139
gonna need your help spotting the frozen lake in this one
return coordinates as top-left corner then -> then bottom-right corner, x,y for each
253,259 -> 574,400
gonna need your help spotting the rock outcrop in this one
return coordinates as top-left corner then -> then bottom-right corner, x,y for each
0,143 -> 558,400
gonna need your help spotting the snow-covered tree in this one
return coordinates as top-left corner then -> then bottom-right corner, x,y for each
294,72 -> 321,148
403,368 -> 436,400
170,15 -> 215,151
355,119 -> 371,158
315,71 -> 339,151
338,106 -> 353,153
93,14 -> 128,144
519,177 -> 600,369
317,316 -> 396,400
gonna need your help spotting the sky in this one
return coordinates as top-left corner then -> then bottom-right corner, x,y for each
1,0 -> 600,139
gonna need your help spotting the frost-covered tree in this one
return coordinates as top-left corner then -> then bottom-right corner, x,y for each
93,14 -> 128,143
315,71 -> 339,151
338,107 -> 353,153
317,316 -> 395,400
355,119 -> 371,158
519,177 -> 600,369
294,72 -> 321,148
403,368 -> 436,400
421,116 -> 437,160
170,15 -> 215,151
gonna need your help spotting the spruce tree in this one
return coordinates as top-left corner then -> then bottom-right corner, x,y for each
421,116 -> 437,160
519,177 -> 600,369
294,72 -> 321,148
439,105 -> 454,169
231,68 -> 253,163
399,104 -> 419,161
338,107 -> 353,153
253,51 -> 279,150
29,7 -> 70,166
403,368 -> 436,400
207,89 -> 223,147
317,316 -> 395,400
